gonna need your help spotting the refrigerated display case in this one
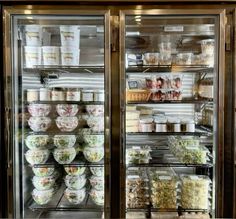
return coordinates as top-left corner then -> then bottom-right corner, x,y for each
120,9 -> 225,219
4,8 -> 110,219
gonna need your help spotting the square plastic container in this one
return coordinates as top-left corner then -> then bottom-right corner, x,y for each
42,46 -> 60,66
24,46 -> 41,68
175,53 -> 193,65
143,53 -> 159,65
180,174 -> 211,210
25,25 -> 42,46
126,146 -> 152,164
60,26 -> 80,48
61,47 -> 80,66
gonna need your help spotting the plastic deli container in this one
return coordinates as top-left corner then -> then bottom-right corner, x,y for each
155,117 -> 167,132
60,26 -> 80,47
126,146 -> 152,164
25,25 -> 42,46
126,175 -> 149,208
181,118 -> 195,132
201,39 -> 214,55
151,170 -> 178,209
42,46 -> 60,66
180,174 -> 211,210
27,89 -> 39,102
82,90 -> 94,102
94,90 -> 105,102
24,46 -> 41,68
139,118 -> 153,132
175,53 -> 193,65
51,88 -> 65,101
143,53 -> 159,65
66,88 -> 81,101
167,117 -> 181,132
60,47 -> 80,66
39,88 -> 50,101
126,110 -> 140,120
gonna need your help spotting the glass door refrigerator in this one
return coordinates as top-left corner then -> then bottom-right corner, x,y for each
3,7 -> 110,219
120,9 -> 225,219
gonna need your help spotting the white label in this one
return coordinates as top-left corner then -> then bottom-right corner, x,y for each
132,146 -> 141,150
159,176 -> 172,180
127,175 -> 139,179
189,175 -> 199,180
155,171 -> 168,174
164,25 -> 184,32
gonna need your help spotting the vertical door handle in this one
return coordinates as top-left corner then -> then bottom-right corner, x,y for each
5,107 -> 12,168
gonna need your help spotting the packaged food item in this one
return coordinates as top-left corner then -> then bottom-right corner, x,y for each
61,47 -> 79,66
64,188 -> 86,204
94,90 -> 104,102
179,212 -> 210,219
53,147 -> 76,164
64,166 -> 86,176
175,53 -> 193,65
150,90 -> 166,101
24,46 -> 41,68
83,146 -> 104,163
25,149 -> 50,165
126,89 -> 151,102
51,88 -> 65,101
202,107 -> 213,126
32,188 -> 54,205
86,116 -> 104,132
56,104 -> 79,117
201,39 -> 214,55
198,79 -> 213,99
155,116 -> 167,132
39,88 -> 51,101
170,74 -> 182,89
201,54 -> 214,67
89,176 -> 104,190
83,134 -> 104,147
25,135 -> 49,150
25,25 -> 42,46
192,54 -> 203,65
181,118 -> 195,132
42,46 -> 60,66
86,105 -> 104,116
167,117 -> 181,132
32,166 -> 55,177
28,117 -> 51,132
90,189 -> 104,206
126,110 -> 140,120
65,174 -> 86,190
82,90 -> 94,102
66,88 -> 81,101
126,175 -> 149,208
139,118 -> 153,132
151,170 -> 178,209
126,212 -> 146,219
143,53 -> 159,65
53,135 -> 76,148
126,126 -> 139,133
180,174 -> 211,209
55,116 -> 78,132
159,53 -> 172,65
146,76 -> 168,90
90,167 -> 104,177
126,146 -> 152,164
32,175 -> 56,191
60,26 -> 80,47
151,212 -> 178,219
27,89 -> 39,102
28,104 -> 51,117
127,54 -> 143,66
136,106 -> 153,115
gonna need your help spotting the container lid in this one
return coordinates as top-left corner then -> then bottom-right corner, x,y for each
167,117 -> 180,123
140,118 -> 153,124
154,116 -> 167,123
82,89 -> 94,93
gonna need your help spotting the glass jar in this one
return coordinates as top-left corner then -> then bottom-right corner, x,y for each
66,88 -> 81,101
39,88 -> 50,101
27,89 -> 39,102
155,117 -> 167,132
51,88 -> 65,101
94,90 -> 104,102
82,90 -> 93,102
139,118 -> 153,132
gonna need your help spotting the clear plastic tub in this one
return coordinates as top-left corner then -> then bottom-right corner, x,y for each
143,53 -> 159,65
42,46 -> 60,66
64,188 -> 86,204
139,118 -> 153,132
155,116 -> 167,132
201,39 -> 214,55
60,47 -> 80,66
24,46 -> 41,68
175,53 -> 193,65
25,25 -> 42,46
126,146 -> 152,164
180,174 -> 211,209
60,26 -> 80,47
65,174 -> 86,190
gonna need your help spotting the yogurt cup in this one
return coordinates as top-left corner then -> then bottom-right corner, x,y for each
60,26 -> 80,47
25,25 -> 42,46
24,46 -> 41,68
42,46 -> 60,66
61,47 -> 80,66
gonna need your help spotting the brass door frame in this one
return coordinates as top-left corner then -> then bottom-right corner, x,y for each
119,9 -> 226,219
234,9 -> 236,219
3,6 -> 111,219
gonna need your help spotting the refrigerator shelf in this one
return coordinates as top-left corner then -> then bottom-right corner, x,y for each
126,99 -> 213,105
126,65 -> 213,74
24,65 -> 104,74
26,101 -> 104,105
126,163 -> 213,168
126,207 -> 210,213
27,131 -> 104,136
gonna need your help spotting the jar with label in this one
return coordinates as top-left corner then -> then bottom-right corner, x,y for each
51,88 -> 65,101
27,89 -> 39,102
168,117 -> 181,132
39,88 -> 50,101
139,118 -> 153,132
155,117 -> 167,132
94,90 -> 104,102
82,90 -> 93,102
66,88 -> 81,101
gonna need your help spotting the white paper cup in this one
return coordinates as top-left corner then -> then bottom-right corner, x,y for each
61,47 -> 80,66
60,26 -> 80,47
24,46 -> 41,68
25,25 -> 42,46
42,46 -> 60,66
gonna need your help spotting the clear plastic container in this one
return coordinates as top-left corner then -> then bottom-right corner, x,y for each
167,117 -> 180,132
27,89 -> 39,102
175,53 -> 193,65
25,25 -> 42,46
181,118 -> 195,132
201,39 -> 214,55
155,117 -> 167,132
24,46 -> 41,68
143,53 -> 159,65
39,88 -> 51,101
42,46 -> 60,66
180,174 -> 211,209
61,47 -> 80,66
64,174 -> 86,190
51,88 -> 65,101
60,26 -> 80,47
139,118 -> 153,132
64,188 -> 86,205
126,146 -> 152,164
66,88 -> 81,101
82,90 -> 94,102
94,90 -> 105,102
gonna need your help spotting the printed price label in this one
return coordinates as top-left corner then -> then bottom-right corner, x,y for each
164,25 -> 184,32
159,176 -> 172,180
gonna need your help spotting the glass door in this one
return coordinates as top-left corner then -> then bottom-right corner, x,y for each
120,9 -> 225,219
4,8 -> 110,219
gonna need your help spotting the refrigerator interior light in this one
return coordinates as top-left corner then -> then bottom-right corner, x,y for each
126,31 -> 140,36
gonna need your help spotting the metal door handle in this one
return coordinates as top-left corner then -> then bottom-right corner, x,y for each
5,107 -> 12,168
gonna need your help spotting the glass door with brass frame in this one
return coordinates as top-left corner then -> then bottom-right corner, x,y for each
120,9 -> 225,219
4,7 -> 110,219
